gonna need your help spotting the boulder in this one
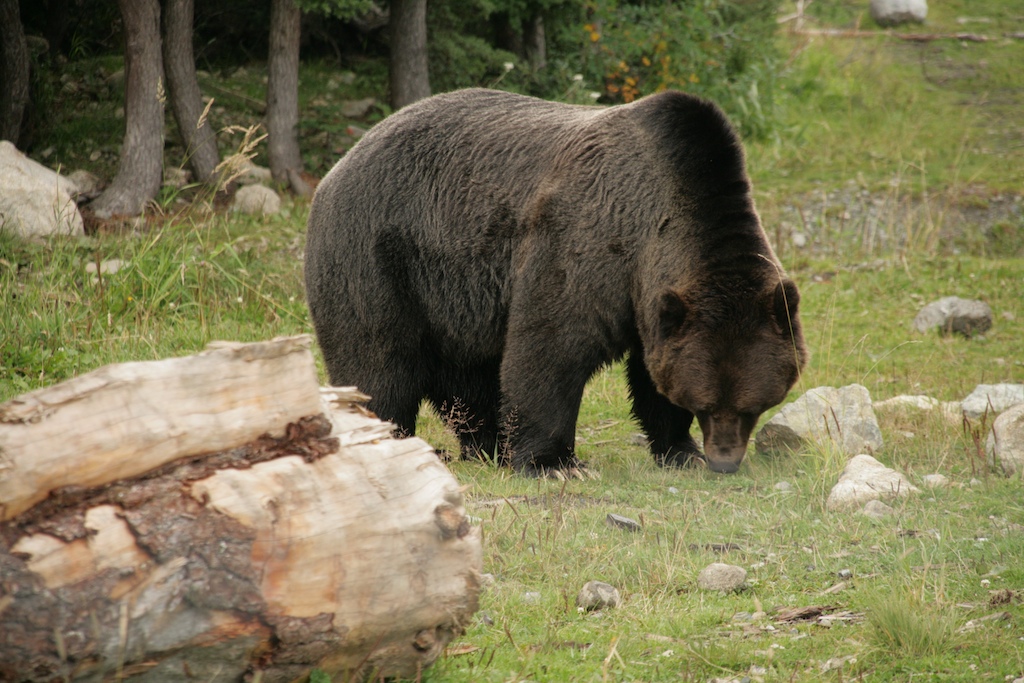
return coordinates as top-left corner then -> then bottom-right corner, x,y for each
0,141 -> 84,239
232,184 -> 281,215
912,296 -> 992,337
870,0 -> 927,26
826,454 -> 919,511
756,385 -> 883,456
986,403 -> 1024,476
962,384 -> 1024,419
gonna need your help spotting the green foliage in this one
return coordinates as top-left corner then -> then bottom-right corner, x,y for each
293,0 -> 375,19
867,591 -> 961,658
576,0 -> 782,138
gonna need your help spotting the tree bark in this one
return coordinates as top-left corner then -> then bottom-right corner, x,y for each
523,11 -> 546,71
89,0 -> 164,218
163,0 -> 220,185
0,337 -> 482,682
266,0 -> 307,194
0,0 -> 30,146
389,0 -> 431,110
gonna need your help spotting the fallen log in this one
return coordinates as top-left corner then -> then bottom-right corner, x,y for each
0,336 -> 482,682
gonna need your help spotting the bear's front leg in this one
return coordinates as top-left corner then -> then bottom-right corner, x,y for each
626,350 -> 704,467
498,321 -> 603,477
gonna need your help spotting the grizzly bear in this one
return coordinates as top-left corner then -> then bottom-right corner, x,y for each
305,88 -> 807,475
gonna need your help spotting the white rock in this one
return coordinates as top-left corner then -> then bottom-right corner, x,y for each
236,162 -> 274,186
826,454 -> 919,512
576,581 -> 621,611
0,140 -> 84,239
84,259 -> 127,275
962,384 -> 1024,419
756,385 -> 883,456
697,563 -> 747,593
67,169 -> 102,196
232,184 -> 281,215
913,296 -> 992,337
986,403 -> 1024,476
921,473 -> 949,489
871,0 -> 927,26
874,395 -> 939,411
860,499 -> 895,519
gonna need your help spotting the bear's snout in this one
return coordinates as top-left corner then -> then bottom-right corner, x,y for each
698,412 -> 757,474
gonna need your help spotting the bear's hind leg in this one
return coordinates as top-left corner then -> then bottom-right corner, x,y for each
626,349 -> 703,467
427,361 -> 502,463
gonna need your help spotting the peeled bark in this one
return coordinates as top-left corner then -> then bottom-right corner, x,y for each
89,0 -> 164,218
389,0 -> 431,110
0,0 -> 30,145
266,0 -> 307,194
0,337 -> 482,682
163,0 -> 220,185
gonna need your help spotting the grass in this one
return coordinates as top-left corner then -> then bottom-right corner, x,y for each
3,0 -> 1024,680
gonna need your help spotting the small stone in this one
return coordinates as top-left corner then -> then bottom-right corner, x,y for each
837,569 -> 853,580
792,232 -> 807,248
576,580 -> 621,611
84,259 -> 126,276
774,481 -> 794,493
479,611 -> 494,626
870,0 -> 926,26
341,97 -> 377,119
521,591 -> 541,604
697,562 -> 747,593
826,454 -> 919,511
922,473 -> 949,489
667,486 -> 680,494
630,433 -> 650,447
969,478 -> 983,488
861,499 -> 895,519
606,513 -> 641,532
732,611 -> 754,622
232,184 -> 281,215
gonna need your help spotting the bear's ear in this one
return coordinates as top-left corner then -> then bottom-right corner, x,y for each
658,291 -> 689,339
772,279 -> 800,331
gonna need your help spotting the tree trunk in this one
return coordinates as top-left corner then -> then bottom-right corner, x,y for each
0,337 -> 482,682
0,0 -> 30,146
163,0 -> 220,185
89,0 -> 164,218
43,0 -> 71,59
389,0 -> 430,110
266,0 -> 308,194
523,11 -> 546,71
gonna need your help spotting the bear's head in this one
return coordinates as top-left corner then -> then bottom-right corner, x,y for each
647,278 -> 807,473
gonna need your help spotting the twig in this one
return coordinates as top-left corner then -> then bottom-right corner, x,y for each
791,28 -> 991,42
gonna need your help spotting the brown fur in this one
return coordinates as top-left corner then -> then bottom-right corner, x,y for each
305,88 -> 807,474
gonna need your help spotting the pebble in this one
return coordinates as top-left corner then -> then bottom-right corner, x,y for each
774,481 -> 794,493
922,473 -> 949,489
521,591 -> 542,604
837,568 -> 853,580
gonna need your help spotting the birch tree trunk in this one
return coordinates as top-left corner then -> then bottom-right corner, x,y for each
0,336 -> 482,682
